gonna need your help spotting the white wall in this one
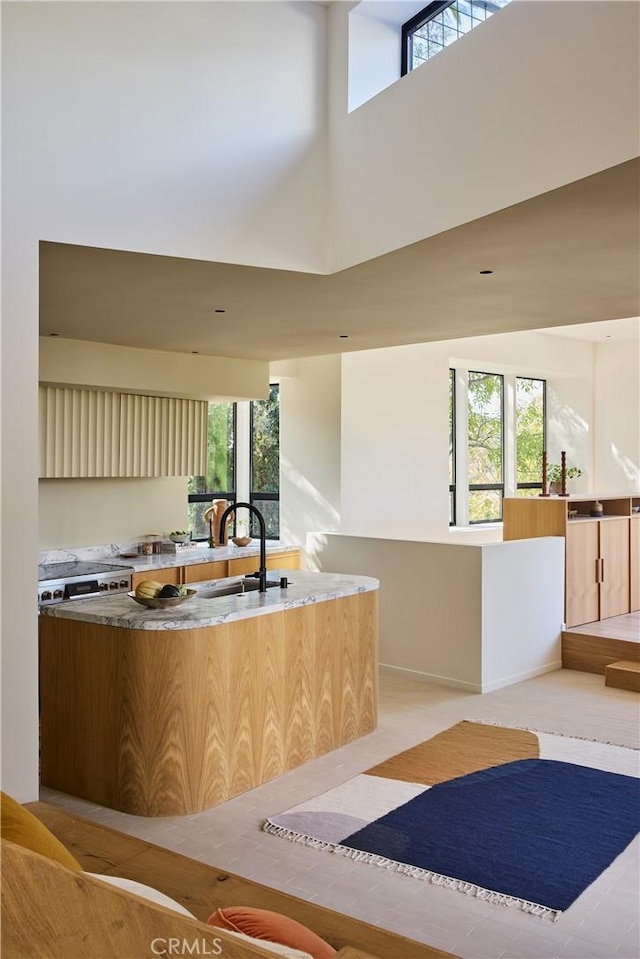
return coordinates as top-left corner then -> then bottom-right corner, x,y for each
308,532 -> 564,692
2,0 -> 328,800
328,0 -> 640,268
339,329 -> 634,539
278,355 -> 342,555
39,477 -> 188,550
593,337 -> 640,491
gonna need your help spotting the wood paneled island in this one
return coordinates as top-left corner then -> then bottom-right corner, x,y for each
39,571 -> 378,816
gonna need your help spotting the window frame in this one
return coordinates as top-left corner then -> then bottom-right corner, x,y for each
467,369 -> 505,525
187,402 -> 237,541
402,2 -> 451,76
450,367 -> 547,527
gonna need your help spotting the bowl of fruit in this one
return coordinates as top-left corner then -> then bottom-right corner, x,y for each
169,531 -> 191,544
129,580 -> 196,609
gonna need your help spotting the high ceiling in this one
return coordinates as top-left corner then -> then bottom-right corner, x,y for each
39,159 -> 640,362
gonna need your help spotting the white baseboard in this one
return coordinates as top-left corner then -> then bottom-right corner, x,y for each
379,660 -> 563,694
379,662 -> 482,693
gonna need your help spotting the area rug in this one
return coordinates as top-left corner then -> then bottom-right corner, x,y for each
264,721 -> 640,920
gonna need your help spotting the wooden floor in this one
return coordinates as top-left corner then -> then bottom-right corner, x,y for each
562,610 -> 640,676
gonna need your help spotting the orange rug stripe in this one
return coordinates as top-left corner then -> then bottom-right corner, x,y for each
365,721 -> 540,785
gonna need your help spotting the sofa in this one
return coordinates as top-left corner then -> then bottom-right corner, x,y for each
1,795 -> 457,959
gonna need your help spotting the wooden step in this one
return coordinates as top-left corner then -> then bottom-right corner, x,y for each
605,660 -> 640,692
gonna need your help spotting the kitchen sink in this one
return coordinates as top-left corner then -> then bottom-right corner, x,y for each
196,578 -> 281,598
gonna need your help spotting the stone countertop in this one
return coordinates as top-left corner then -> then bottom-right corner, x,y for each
39,541 -> 298,573
112,541 -> 296,573
39,570 -> 379,631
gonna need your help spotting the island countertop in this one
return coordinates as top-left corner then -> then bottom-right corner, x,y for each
39,569 -> 379,631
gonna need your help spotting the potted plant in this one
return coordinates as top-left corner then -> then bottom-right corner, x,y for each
547,464 -> 584,494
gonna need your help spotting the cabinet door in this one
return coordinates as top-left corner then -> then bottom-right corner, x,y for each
131,567 -> 180,589
267,550 -> 300,571
600,519 -> 630,620
183,561 -> 228,584
565,523 -> 599,627
631,518 -> 640,613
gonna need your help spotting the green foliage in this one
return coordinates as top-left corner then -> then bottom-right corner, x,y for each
547,464 -> 584,483
252,384 -> 279,493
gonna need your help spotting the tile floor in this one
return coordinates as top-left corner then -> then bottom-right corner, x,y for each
42,667 -> 640,959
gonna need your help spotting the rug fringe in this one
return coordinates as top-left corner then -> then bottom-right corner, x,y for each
464,719 -> 639,751
262,820 -> 560,921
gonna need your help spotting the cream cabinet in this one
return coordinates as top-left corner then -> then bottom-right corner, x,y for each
504,494 -> 637,627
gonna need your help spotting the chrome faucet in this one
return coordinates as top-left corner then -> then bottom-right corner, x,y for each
219,502 -> 268,592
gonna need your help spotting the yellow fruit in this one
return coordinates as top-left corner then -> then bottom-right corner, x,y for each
135,580 -> 163,599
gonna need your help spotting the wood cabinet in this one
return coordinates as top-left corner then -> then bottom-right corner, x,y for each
504,494 -> 637,627
131,567 -> 180,589
630,512 -> 640,612
132,549 -> 301,590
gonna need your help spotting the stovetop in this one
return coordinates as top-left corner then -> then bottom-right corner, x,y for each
38,561 -> 133,582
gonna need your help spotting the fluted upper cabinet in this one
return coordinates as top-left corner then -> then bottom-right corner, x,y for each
39,387 -> 208,478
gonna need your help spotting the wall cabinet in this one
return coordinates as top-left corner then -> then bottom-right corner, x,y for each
132,550 -> 301,590
504,494 -> 638,628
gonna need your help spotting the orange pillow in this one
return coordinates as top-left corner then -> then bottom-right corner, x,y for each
207,906 -> 337,959
1,792 -> 82,871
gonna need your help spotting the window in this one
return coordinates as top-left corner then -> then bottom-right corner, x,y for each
468,371 -> 504,523
188,402 -> 236,539
250,384 -> 280,539
402,0 -> 512,75
515,377 -> 546,497
187,386 -> 281,541
450,368 -> 547,525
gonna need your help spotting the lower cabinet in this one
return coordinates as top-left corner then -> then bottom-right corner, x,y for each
183,561 -> 227,584
631,518 -> 640,612
131,550 -> 301,591
565,519 -> 630,627
131,566 -> 180,589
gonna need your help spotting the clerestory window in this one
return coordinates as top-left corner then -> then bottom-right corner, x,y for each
402,0 -> 512,75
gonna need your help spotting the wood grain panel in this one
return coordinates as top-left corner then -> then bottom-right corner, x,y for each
131,567 -> 180,589
1,841 -> 294,959
630,518 -> 640,612
228,550 -> 300,577
562,631 -> 640,674
39,592 -> 377,816
183,560 -> 229,583
565,522 -> 600,627
605,660 -> 640,692
600,519 -> 630,619
24,804 -> 456,958
503,497 -> 568,540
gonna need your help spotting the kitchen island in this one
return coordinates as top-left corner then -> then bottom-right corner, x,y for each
39,571 -> 378,816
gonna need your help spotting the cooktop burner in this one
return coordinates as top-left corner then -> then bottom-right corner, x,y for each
38,561 -> 133,582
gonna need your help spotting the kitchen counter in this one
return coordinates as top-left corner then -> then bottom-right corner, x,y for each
108,541 -> 297,574
39,570 -> 379,816
39,569 -> 378,630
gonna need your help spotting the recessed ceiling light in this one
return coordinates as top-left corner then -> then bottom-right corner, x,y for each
479,270 -> 494,275
339,334 -> 349,339
49,332 -> 59,336
191,350 -> 199,354
214,308 -> 226,314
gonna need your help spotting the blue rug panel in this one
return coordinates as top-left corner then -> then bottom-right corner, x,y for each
343,759 -> 640,912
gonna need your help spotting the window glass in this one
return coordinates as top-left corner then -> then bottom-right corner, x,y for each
515,377 -> 545,495
403,0 -> 512,74
187,402 -> 235,539
250,384 -> 280,538
468,371 -> 503,523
